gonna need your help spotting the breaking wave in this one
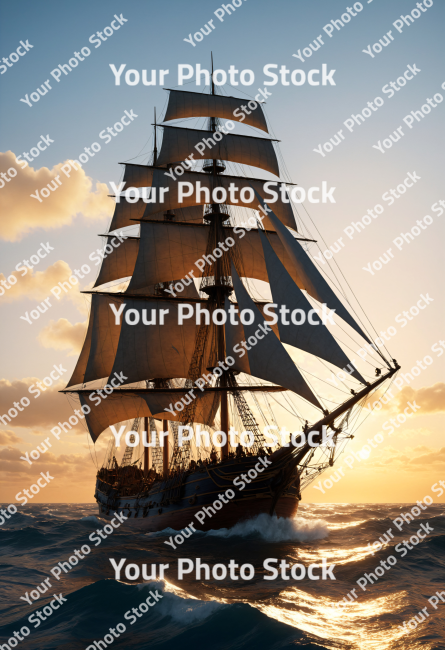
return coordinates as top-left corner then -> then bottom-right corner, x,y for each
137,581 -> 225,623
205,514 -> 329,542
79,515 -> 105,524
144,515 -> 328,542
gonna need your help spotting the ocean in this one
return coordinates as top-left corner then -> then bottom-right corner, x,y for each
1,503 -> 444,650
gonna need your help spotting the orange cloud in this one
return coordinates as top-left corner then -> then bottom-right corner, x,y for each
1,260 -> 93,320
37,318 -> 87,356
360,444 -> 445,472
0,430 -> 24,445
0,151 -> 113,241
0,376 -> 84,432
395,383 -> 445,414
369,383 -> 445,415
0,445 -> 103,503
1,260 -> 74,302
0,446 -> 91,471
0,446 -> 95,483
408,447 -> 445,467
397,427 -> 431,440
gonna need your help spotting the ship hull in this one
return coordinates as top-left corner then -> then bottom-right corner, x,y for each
96,493 -> 298,531
95,455 -> 300,532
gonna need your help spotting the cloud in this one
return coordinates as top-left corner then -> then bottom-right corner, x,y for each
408,447 -> 445,467
0,445 -> 94,480
37,318 -> 87,356
1,260 -> 75,302
0,376 -> 85,432
397,427 -> 431,440
360,444 -> 445,472
0,442 -> 108,503
0,430 -> 24,445
368,383 -> 445,416
0,259 -> 93,316
395,384 -> 445,414
0,150 -> 113,241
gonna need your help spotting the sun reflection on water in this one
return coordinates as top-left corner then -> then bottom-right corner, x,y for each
254,588 -> 425,650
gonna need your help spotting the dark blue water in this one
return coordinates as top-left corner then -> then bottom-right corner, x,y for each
1,503 -> 444,649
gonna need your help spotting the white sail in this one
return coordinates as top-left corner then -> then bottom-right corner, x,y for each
141,168 -> 295,229
108,197 -> 146,233
63,89 -> 392,464
109,298 -> 210,383
156,126 -> 280,177
66,295 -> 123,387
127,222 -> 207,292
109,202 -> 204,233
127,221 -> 300,291
122,163 -> 154,188
66,303 -> 94,387
79,389 -> 218,442
226,265 -> 322,409
258,194 -> 373,344
259,228 -> 365,383
93,236 -> 139,288
70,293 -> 280,389
163,89 -> 269,133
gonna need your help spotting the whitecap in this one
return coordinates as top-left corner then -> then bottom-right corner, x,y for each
145,527 -> 205,538
137,581 -> 224,623
144,527 -> 179,537
79,515 -> 104,524
205,514 -> 328,542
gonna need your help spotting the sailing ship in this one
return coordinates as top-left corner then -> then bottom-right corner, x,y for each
62,61 -> 399,531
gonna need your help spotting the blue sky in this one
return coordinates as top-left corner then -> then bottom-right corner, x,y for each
1,0 -> 444,376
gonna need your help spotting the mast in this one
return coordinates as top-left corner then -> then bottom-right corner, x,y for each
154,110 -> 174,473
121,416 -> 140,466
162,419 -> 169,479
210,53 -> 230,458
153,107 -> 157,166
143,415 -> 149,478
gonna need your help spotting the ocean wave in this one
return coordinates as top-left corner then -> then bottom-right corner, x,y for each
0,577 -> 324,649
326,519 -> 369,530
79,515 -> 105,524
0,526 -> 49,548
144,526 -> 198,538
2,503 -> 442,649
137,580 -> 225,623
205,514 -> 328,542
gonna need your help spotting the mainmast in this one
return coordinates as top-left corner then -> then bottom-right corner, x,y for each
143,415 -> 149,478
153,107 -> 157,166
210,52 -> 230,458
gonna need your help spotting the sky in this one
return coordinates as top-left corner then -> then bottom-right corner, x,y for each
0,0 -> 444,505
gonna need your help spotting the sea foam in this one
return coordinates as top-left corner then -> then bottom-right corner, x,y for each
205,514 -> 328,542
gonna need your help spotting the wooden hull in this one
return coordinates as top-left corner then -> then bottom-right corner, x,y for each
97,494 -> 298,531
95,455 -> 300,532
